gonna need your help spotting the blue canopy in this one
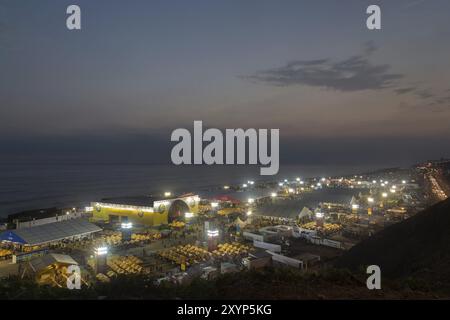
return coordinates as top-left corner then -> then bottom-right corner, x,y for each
0,231 -> 27,244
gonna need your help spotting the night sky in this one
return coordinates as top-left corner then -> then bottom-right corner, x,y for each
1,0 -> 450,166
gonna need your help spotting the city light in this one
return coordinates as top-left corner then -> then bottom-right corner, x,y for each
85,206 -> 93,212
95,247 -> 108,256
317,183 -> 322,187
278,182 -> 284,186
248,198 -> 255,204
367,197 -> 375,203
248,180 -> 254,185
390,189 -> 396,193
94,202 -> 154,213
321,178 -> 326,182
352,204 -> 359,210
288,188 -> 294,193
164,191 -> 172,197
296,177 -> 300,181
382,192 -> 388,198
315,212 -> 324,218
207,229 -> 219,238
211,202 -> 219,208
223,185 -> 230,190
271,192 -> 277,197
402,180 -> 407,184
121,222 -> 132,229
246,210 -> 252,216
372,180 -> 377,184
300,181 -> 305,185
242,183 -> 248,188
185,212 -> 194,219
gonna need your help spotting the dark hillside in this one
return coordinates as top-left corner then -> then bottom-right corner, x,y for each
335,198 -> 450,290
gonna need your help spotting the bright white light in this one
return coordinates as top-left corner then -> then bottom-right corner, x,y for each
85,206 -> 93,212
284,179 -> 288,182
321,178 -> 326,182
164,191 -> 172,197
372,180 -> 377,184
300,187 -> 305,191
278,182 -> 284,186
248,198 -> 255,204
381,183 -> 385,187
352,204 -> 359,210
390,189 -> 396,193
296,177 -> 300,182
66,211 -> 70,215
288,188 -> 294,193
246,210 -> 252,216
95,247 -> 108,256
315,212 -> 324,219
357,181 -> 362,185
271,192 -> 277,197
317,183 -> 322,187
402,180 -> 407,184
367,197 -> 375,203
211,202 -> 219,208
300,181 -> 305,185
121,222 -> 132,229
382,192 -> 388,198
185,212 -> 194,219
207,229 -> 219,238
248,181 -> 254,185
94,202 -> 154,213
242,183 -> 248,188
392,185 -> 397,189
223,185 -> 230,190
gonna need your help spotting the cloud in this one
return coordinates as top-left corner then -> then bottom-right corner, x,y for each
394,87 -> 416,95
415,89 -> 434,99
245,43 -> 403,92
245,42 -> 450,112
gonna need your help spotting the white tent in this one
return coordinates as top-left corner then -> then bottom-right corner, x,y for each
298,207 -> 313,219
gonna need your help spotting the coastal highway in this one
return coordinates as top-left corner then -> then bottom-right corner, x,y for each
426,172 -> 448,202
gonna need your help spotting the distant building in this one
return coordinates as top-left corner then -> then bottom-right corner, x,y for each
0,218 -> 102,249
90,194 -> 200,226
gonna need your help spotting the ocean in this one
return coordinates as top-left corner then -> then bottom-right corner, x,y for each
0,163 -> 386,217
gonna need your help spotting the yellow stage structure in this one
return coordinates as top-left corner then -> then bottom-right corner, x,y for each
90,195 -> 200,226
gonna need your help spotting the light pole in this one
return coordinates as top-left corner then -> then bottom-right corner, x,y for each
121,221 -> 132,242
94,246 -> 108,274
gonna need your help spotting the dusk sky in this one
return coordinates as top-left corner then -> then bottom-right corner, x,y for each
1,0 -> 450,165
